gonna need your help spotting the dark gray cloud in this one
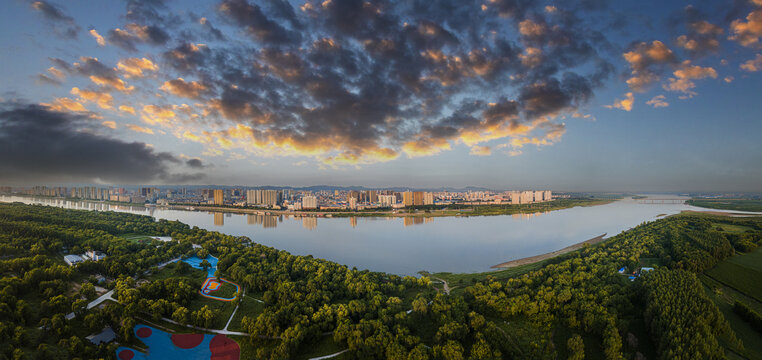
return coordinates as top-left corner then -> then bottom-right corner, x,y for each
29,1 -> 81,38
0,102 -> 204,184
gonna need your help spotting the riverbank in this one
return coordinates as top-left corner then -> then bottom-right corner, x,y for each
160,198 -> 615,219
490,233 -> 608,269
686,198 -> 762,212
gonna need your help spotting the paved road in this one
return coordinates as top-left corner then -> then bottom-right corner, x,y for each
160,317 -> 250,336
65,289 -> 116,320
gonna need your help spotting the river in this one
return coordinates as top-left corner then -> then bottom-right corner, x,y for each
1,195 -> 757,276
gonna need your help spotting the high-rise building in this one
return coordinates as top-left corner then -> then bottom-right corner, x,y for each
365,190 -> 378,203
402,191 -> 413,206
302,195 -> 317,209
413,191 -> 424,206
423,192 -> 434,205
379,194 -> 396,207
213,189 -> 224,205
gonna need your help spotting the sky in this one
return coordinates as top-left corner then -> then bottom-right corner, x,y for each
0,0 -> 761,192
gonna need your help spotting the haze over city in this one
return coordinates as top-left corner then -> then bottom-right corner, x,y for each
0,0 -> 761,191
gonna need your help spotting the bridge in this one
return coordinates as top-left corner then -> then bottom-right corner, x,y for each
634,198 -> 686,204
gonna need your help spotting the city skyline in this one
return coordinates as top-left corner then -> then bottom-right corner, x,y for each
1,0 -> 762,192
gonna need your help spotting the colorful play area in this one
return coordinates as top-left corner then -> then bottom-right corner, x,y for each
199,277 -> 240,301
116,325 -> 239,360
179,255 -> 240,301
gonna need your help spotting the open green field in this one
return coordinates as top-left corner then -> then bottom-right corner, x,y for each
705,247 -> 762,302
701,276 -> 762,360
227,295 -> 265,332
688,198 -> 762,212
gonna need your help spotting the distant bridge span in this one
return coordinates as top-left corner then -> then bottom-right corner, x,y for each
635,198 -> 686,204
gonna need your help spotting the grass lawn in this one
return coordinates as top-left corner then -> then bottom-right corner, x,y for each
227,295 -> 266,332
119,233 -> 160,243
211,280 -> 239,299
188,294 -> 237,329
705,247 -> 762,302
701,276 -> 762,360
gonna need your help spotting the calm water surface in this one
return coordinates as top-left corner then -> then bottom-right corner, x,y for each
1,195 -> 755,276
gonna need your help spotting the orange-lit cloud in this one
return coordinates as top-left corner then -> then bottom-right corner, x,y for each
604,92 -> 634,111
47,67 -> 65,80
43,98 -> 87,112
117,58 -> 158,78
160,78 -> 209,99
119,105 -> 136,114
663,61 -> 717,97
89,29 -> 106,46
71,87 -> 113,109
623,41 -> 675,92
127,124 -> 154,134
646,95 -> 669,108
740,54 -> 762,72
101,120 -> 117,129
141,104 -> 176,126
729,9 -> 762,47
89,75 -> 134,93
469,145 -> 492,156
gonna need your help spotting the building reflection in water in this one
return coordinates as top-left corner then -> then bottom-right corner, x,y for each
403,217 -> 432,227
213,212 -> 224,226
349,217 -> 357,228
510,212 -> 547,220
246,214 -> 278,228
302,217 -> 317,230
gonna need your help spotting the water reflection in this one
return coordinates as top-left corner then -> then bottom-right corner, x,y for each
403,217 -> 432,226
4,195 -> 760,276
302,217 -> 317,230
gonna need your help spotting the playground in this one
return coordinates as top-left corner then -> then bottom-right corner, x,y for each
116,325 -> 239,360
179,255 -> 240,301
199,277 -> 240,301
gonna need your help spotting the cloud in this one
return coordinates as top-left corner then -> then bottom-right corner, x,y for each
127,124 -> 155,134
117,57 -> 158,78
218,0 -> 300,44
107,23 -> 170,51
646,95 -> 669,108
30,1 -> 81,38
119,105 -> 137,114
663,60 -> 717,97
469,145 -> 491,156
729,9 -> 762,47
0,102 -> 202,184
160,78 -> 210,99
185,158 -> 206,168
89,29 -> 106,46
623,40 -> 677,92
101,120 -> 117,129
676,20 -> 723,56
740,53 -> 762,71
70,87 -> 113,109
43,97 -> 87,112
141,104 -> 176,125
605,92 -> 635,111
72,57 -> 135,93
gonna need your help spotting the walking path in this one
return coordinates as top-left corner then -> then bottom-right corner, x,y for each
223,288 -> 244,331
65,289 -> 116,320
159,316 -> 250,336
432,277 -> 451,295
308,349 -> 349,360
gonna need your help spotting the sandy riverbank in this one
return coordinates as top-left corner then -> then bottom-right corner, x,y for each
490,233 -> 607,269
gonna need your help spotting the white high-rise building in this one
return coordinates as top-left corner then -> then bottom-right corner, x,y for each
302,195 -> 317,209
379,194 -> 396,207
